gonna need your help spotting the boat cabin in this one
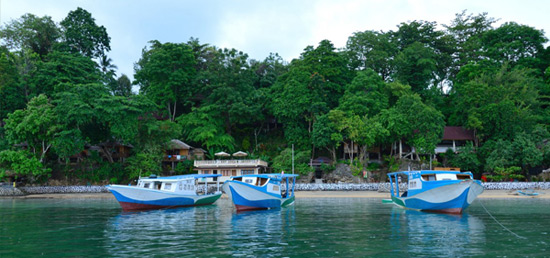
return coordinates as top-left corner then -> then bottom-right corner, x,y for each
229,174 -> 298,198
420,173 -> 472,181
387,170 -> 474,198
137,174 -> 221,195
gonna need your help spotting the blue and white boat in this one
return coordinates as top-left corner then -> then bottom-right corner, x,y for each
387,170 -> 484,214
222,173 -> 298,212
106,174 -> 222,211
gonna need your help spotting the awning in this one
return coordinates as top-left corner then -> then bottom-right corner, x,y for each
232,151 -> 248,157
214,151 -> 230,157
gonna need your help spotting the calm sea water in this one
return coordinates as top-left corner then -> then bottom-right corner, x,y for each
0,196 -> 549,257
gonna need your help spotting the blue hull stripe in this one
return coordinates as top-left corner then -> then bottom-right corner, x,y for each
110,189 -> 195,206
229,185 -> 281,209
403,187 -> 471,211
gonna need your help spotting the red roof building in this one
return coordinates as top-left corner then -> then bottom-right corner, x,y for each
436,126 -> 475,153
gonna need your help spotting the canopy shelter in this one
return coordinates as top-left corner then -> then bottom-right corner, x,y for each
215,151 -> 230,157
232,151 -> 248,157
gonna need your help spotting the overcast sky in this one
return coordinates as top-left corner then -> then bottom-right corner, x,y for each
2,0 -> 549,81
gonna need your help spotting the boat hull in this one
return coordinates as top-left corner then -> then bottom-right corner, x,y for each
223,181 -> 295,212
391,180 -> 484,214
106,185 -> 222,211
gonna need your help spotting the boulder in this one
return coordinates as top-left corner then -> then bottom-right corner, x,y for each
323,163 -> 363,183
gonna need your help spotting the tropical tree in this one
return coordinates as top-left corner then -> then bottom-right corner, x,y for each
380,93 -> 445,159
390,20 -> 454,101
0,13 -> 61,57
443,10 -> 497,78
177,105 -> 236,152
271,40 -> 351,148
346,30 -> 397,80
4,94 -> 59,163
111,74 -> 133,97
0,149 -> 51,182
99,54 -> 117,85
271,147 -> 313,176
25,50 -> 102,100
449,64 -> 541,142
53,83 -> 146,162
447,142 -> 481,174
338,69 -> 389,117
0,47 -> 25,120
480,22 -> 548,74
134,40 -> 196,121
59,7 -> 111,59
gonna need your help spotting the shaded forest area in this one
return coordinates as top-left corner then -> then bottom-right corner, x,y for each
1,8 -> 550,184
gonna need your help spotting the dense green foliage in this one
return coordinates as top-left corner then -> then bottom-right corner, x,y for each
1,9 -> 550,183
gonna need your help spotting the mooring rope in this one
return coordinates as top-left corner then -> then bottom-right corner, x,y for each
478,200 -> 526,239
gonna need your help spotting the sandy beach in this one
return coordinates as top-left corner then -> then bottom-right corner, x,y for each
9,189 -> 549,199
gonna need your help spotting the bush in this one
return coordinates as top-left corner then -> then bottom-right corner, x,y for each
486,166 -> 524,182
175,159 -> 194,174
0,150 -> 51,183
125,152 -> 162,179
367,162 -> 380,171
272,148 -> 312,175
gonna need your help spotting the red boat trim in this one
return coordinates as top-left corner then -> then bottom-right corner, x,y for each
423,207 -> 463,214
119,201 -> 210,211
235,204 -> 269,212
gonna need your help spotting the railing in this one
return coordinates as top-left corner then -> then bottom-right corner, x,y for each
163,155 -> 187,161
435,146 -> 455,153
194,159 -> 268,167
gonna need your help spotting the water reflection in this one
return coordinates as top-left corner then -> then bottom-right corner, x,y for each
105,205 -> 226,257
390,208 -> 486,257
228,207 -> 296,257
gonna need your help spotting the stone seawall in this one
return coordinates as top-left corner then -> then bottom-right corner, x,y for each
1,182 -> 550,196
0,185 -> 109,196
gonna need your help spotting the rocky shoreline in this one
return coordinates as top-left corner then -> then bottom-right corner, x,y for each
1,182 -> 550,196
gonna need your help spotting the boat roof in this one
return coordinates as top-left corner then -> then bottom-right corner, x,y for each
140,174 -> 221,181
232,173 -> 299,179
387,170 -> 472,176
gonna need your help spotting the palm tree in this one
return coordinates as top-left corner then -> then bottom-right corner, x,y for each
99,54 -> 117,75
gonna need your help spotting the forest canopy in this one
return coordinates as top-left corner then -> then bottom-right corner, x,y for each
1,9 -> 549,184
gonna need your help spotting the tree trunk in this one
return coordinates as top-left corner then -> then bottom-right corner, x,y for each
40,141 -> 51,163
224,114 -> 232,136
350,141 -> 354,164
399,139 -> 403,159
359,145 -> 368,166
325,146 -> 337,164
172,102 -> 177,122
101,146 -> 115,163
253,123 -> 264,153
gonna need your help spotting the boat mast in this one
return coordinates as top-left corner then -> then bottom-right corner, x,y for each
292,144 -> 294,174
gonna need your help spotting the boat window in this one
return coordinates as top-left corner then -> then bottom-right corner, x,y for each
257,177 -> 269,186
144,183 -> 150,188
421,174 -> 436,181
457,174 -> 471,180
436,174 -> 457,181
164,183 -> 172,190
